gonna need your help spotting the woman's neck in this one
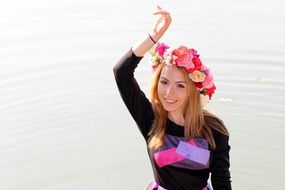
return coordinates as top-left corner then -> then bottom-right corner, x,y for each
167,111 -> 185,126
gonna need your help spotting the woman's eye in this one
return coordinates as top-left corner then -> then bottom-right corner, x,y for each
177,84 -> 185,88
160,80 -> 167,85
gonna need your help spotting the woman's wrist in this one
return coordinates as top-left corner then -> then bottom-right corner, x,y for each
148,32 -> 161,44
132,34 -> 157,57
148,33 -> 157,44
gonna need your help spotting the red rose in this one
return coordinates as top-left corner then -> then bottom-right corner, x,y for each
194,82 -> 203,89
192,57 -> 202,70
206,85 -> 216,98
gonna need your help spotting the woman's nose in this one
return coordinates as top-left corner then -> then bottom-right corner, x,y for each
166,85 -> 174,95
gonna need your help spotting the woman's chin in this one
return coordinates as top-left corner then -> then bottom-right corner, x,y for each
162,104 -> 176,112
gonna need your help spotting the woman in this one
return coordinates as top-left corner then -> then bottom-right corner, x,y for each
113,6 -> 231,190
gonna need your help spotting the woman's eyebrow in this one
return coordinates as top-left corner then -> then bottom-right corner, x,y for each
161,76 -> 169,81
176,81 -> 186,84
161,76 -> 186,84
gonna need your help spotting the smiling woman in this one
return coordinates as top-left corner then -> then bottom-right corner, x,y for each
113,5 -> 231,190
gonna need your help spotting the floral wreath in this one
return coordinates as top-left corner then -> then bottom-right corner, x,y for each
150,42 -> 216,107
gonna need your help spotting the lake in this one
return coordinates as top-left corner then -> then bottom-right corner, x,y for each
0,0 -> 284,189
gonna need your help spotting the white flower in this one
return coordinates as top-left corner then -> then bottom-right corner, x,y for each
163,48 -> 172,59
150,52 -> 163,67
163,48 -> 173,65
188,70 -> 206,82
200,94 -> 210,107
172,55 -> 178,63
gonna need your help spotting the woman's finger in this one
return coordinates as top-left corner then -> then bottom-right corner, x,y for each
157,5 -> 163,10
153,10 -> 170,16
153,11 -> 169,15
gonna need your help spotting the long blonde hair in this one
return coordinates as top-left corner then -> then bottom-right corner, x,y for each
148,63 -> 229,150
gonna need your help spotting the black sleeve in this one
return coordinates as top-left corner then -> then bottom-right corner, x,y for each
113,48 -> 154,140
210,130 -> 232,190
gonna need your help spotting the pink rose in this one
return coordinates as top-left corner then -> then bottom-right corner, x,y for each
203,72 -> 214,89
189,48 -> 200,59
155,43 -> 169,57
176,53 -> 195,70
172,46 -> 196,70
172,46 -> 190,57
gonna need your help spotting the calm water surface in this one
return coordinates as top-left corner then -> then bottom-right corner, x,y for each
0,0 -> 284,189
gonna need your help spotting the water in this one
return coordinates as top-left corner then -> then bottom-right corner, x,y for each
0,0 -> 284,189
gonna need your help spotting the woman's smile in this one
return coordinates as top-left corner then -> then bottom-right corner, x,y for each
164,98 -> 177,103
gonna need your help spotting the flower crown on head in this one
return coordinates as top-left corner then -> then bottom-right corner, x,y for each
150,42 -> 216,106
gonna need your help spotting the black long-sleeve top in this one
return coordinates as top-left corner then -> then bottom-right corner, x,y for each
113,49 -> 232,190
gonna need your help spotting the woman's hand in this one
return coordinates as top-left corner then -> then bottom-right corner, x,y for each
132,5 -> 172,56
150,5 -> 172,42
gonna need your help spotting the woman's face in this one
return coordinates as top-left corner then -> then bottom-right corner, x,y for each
157,65 -> 188,116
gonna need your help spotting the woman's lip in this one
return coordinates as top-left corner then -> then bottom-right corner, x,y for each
165,98 -> 177,103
